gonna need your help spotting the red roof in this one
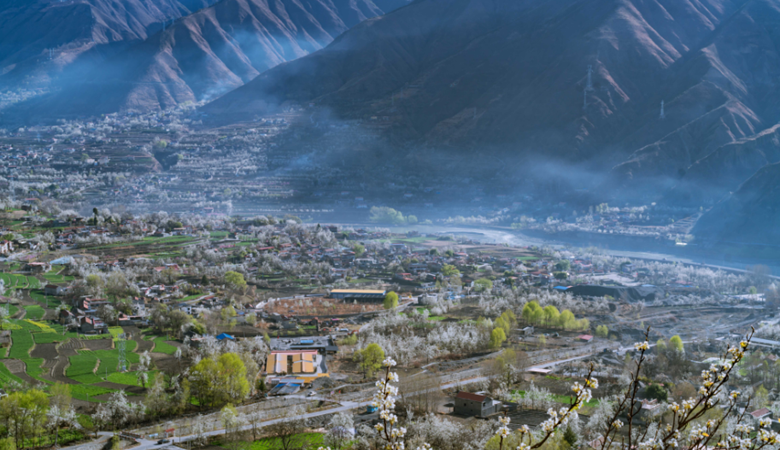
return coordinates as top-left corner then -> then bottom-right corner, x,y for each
578,335 -> 594,341
751,408 -> 771,418
456,391 -> 487,402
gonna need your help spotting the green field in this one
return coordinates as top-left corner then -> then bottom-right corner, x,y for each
0,273 -> 41,289
8,329 -> 34,359
23,305 -> 45,320
151,336 -> 178,355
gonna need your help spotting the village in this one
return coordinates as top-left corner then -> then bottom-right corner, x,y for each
0,201 -> 776,450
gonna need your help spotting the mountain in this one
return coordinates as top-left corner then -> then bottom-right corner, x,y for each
202,0 -> 780,205
692,162 -> 780,246
0,0 -> 219,88
3,0 -> 403,117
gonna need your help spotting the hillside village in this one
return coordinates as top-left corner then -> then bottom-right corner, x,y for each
0,202 -> 776,450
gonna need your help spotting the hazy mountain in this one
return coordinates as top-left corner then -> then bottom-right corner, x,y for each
693,162 -> 780,246
0,0 -> 219,87
3,0 -> 403,116
203,0 -> 780,206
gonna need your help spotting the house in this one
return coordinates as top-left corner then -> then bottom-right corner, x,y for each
454,391 -> 503,418
265,350 -> 329,383
578,334 -> 594,343
751,408 -> 772,420
329,289 -> 386,302
24,262 -> 51,273
44,284 -> 69,296
269,336 -> 339,354
79,316 -> 108,334
216,333 -> 235,341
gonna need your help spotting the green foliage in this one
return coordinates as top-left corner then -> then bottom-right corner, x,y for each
351,243 -> 365,257
474,278 -> 493,292
0,437 -> 16,450
383,291 -> 399,310
595,325 -> 609,338
369,207 -> 413,225
489,328 -> 507,349
646,383 -> 668,402
441,264 -> 460,277
555,260 -> 571,272
563,426 -> 577,447
354,343 -> 385,377
190,353 -> 249,408
224,271 -> 247,291
522,301 -> 544,326
669,335 -> 684,353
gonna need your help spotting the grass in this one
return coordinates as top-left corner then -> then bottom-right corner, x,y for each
24,319 -> 56,333
8,330 -> 34,359
107,370 -> 157,387
70,384 -> 115,402
67,351 -> 102,384
23,305 -> 45,320
151,336 -> 178,355
0,273 -> 39,289
0,362 -> 23,386
109,327 -> 124,339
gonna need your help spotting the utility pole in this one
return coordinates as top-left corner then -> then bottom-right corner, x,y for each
660,100 -> 666,119
583,65 -> 594,111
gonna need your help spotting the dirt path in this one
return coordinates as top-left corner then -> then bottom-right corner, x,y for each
49,338 -> 83,384
123,326 -> 153,353
2,359 -> 40,385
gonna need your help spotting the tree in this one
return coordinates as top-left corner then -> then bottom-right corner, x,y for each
441,264 -> 460,277
558,310 -> 576,330
595,325 -> 609,338
266,406 -> 309,450
136,351 -> 151,388
669,335 -> 684,353
522,301 -> 544,325
543,305 -> 560,326
325,412 -> 354,450
495,316 -> 511,334
352,243 -> 366,257
369,206 -> 407,225
354,343 -> 385,377
383,291 -> 399,310
225,271 -> 247,291
220,404 -> 245,450
646,384 -> 668,402
201,275 -> 209,285
474,278 -> 493,292
489,328 -> 507,349
49,382 -> 72,411
563,426 -> 577,447
0,438 -> 15,450
555,260 -> 571,272
47,405 -> 79,447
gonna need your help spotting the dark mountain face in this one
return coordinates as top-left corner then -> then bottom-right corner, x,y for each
202,0 -> 780,207
692,162 -> 780,246
2,0 -> 398,116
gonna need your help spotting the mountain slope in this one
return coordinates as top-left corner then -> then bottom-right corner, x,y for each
6,0 -> 397,116
0,0 -> 218,88
693,162 -> 780,246
202,0 -> 780,208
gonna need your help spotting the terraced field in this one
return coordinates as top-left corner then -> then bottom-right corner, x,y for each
0,318 -> 153,403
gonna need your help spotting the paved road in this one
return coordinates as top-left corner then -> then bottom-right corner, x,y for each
59,348 -> 603,450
